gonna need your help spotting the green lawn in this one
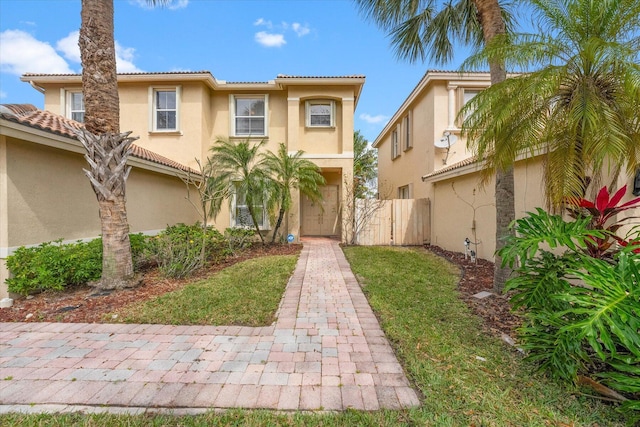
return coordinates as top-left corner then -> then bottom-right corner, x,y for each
109,254 -> 299,325
1,247 -> 628,426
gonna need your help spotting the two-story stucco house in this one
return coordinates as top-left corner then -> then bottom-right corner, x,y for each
0,71 -> 364,297
21,71 -> 365,240
373,70 -> 636,260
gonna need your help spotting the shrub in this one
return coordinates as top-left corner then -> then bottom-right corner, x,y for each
6,234 -> 149,296
224,227 -> 255,252
143,223 -> 227,278
499,186 -> 640,413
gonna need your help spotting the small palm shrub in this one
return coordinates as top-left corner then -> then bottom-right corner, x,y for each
499,186 -> 640,413
143,223 -> 227,278
6,234 -> 148,295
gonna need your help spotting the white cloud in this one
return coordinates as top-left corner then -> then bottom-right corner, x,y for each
254,18 -> 273,28
255,31 -> 286,48
56,31 -> 81,63
0,90 -> 6,99
131,0 -> 188,10
360,113 -> 390,124
114,42 -> 142,72
0,29 -> 74,75
292,23 -> 310,37
53,31 -> 142,73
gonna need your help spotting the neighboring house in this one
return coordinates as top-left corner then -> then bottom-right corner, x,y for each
0,104 -> 201,298
18,71 -> 364,237
374,70 -> 637,259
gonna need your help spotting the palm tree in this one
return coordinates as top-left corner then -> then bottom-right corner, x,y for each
462,0 -> 640,209
354,0 -> 516,292
77,0 -> 167,290
209,138 -> 270,244
353,130 -> 377,199
263,143 -> 326,243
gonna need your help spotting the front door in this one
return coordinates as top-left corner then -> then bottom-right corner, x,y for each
301,185 -> 339,236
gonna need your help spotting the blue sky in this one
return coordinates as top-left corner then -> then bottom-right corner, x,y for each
0,0 -> 476,142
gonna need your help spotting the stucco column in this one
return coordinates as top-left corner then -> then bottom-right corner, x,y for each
447,85 -> 457,129
287,97 -> 300,152
341,97 -> 355,154
0,136 -> 9,298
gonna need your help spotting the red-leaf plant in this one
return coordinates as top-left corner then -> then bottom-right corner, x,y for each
568,185 -> 640,258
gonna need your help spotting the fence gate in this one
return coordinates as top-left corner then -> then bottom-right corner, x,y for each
353,198 -> 430,246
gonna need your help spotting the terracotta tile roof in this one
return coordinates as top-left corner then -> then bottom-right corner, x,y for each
0,104 -> 197,174
422,155 -> 480,180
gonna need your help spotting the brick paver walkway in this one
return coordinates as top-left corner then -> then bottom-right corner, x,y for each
0,238 -> 419,415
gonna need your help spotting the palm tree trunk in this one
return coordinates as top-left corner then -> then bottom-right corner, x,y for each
271,206 -> 286,243
247,205 -> 265,244
98,198 -> 134,288
80,0 -> 119,134
473,0 -> 514,292
80,0 -> 136,289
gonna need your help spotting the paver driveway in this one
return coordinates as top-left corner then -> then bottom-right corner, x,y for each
0,238 -> 420,415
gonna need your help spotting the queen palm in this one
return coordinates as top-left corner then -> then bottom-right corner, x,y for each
354,0 -> 516,291
77,0 -> 165,289
462,0 -> 640,209
263,144 -> 326,243
209,138 -> 270,244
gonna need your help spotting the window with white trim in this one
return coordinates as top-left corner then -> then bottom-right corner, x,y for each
231,183 -> 268,229
231,95 -> 267,137
398,185 -> 411,199
403,112 -> 412,150
306,100 -> 335,127
66,91 -> 84,123
462,89 -> 480,120
391,128 -> 400,159
150,87 -> 180,131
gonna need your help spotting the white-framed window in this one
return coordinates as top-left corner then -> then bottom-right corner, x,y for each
403,111 -> 412,150
462,89 -> 480,120
306,100 -> 335,127
63,90 -> 84,122
391,128 -> 400,159
231,95 -> 268,137
149,86 -> 180,132
398,185 -> 411,199
231,183 -> 269,229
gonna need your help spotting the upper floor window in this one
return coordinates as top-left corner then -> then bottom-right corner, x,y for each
149,86 -> 181,132
403,112 -> 412,150
462,89 -> 480,120
391,128 -> 400,159
232,95 -> 267,137
306,100 -> 335,127
65,90 -> 84,123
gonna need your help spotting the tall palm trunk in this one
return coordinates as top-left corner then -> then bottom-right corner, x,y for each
473,0 -> 514,292
79,0 -> 136,289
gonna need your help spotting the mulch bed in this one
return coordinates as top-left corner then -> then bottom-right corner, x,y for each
426,245 -> 522,339
0,244 -> 301,324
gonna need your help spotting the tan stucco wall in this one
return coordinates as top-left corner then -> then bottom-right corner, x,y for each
0,134 -> 200,298
6,136 -> 100,246
429,157 -> 546,260
376,75 -> 487,201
